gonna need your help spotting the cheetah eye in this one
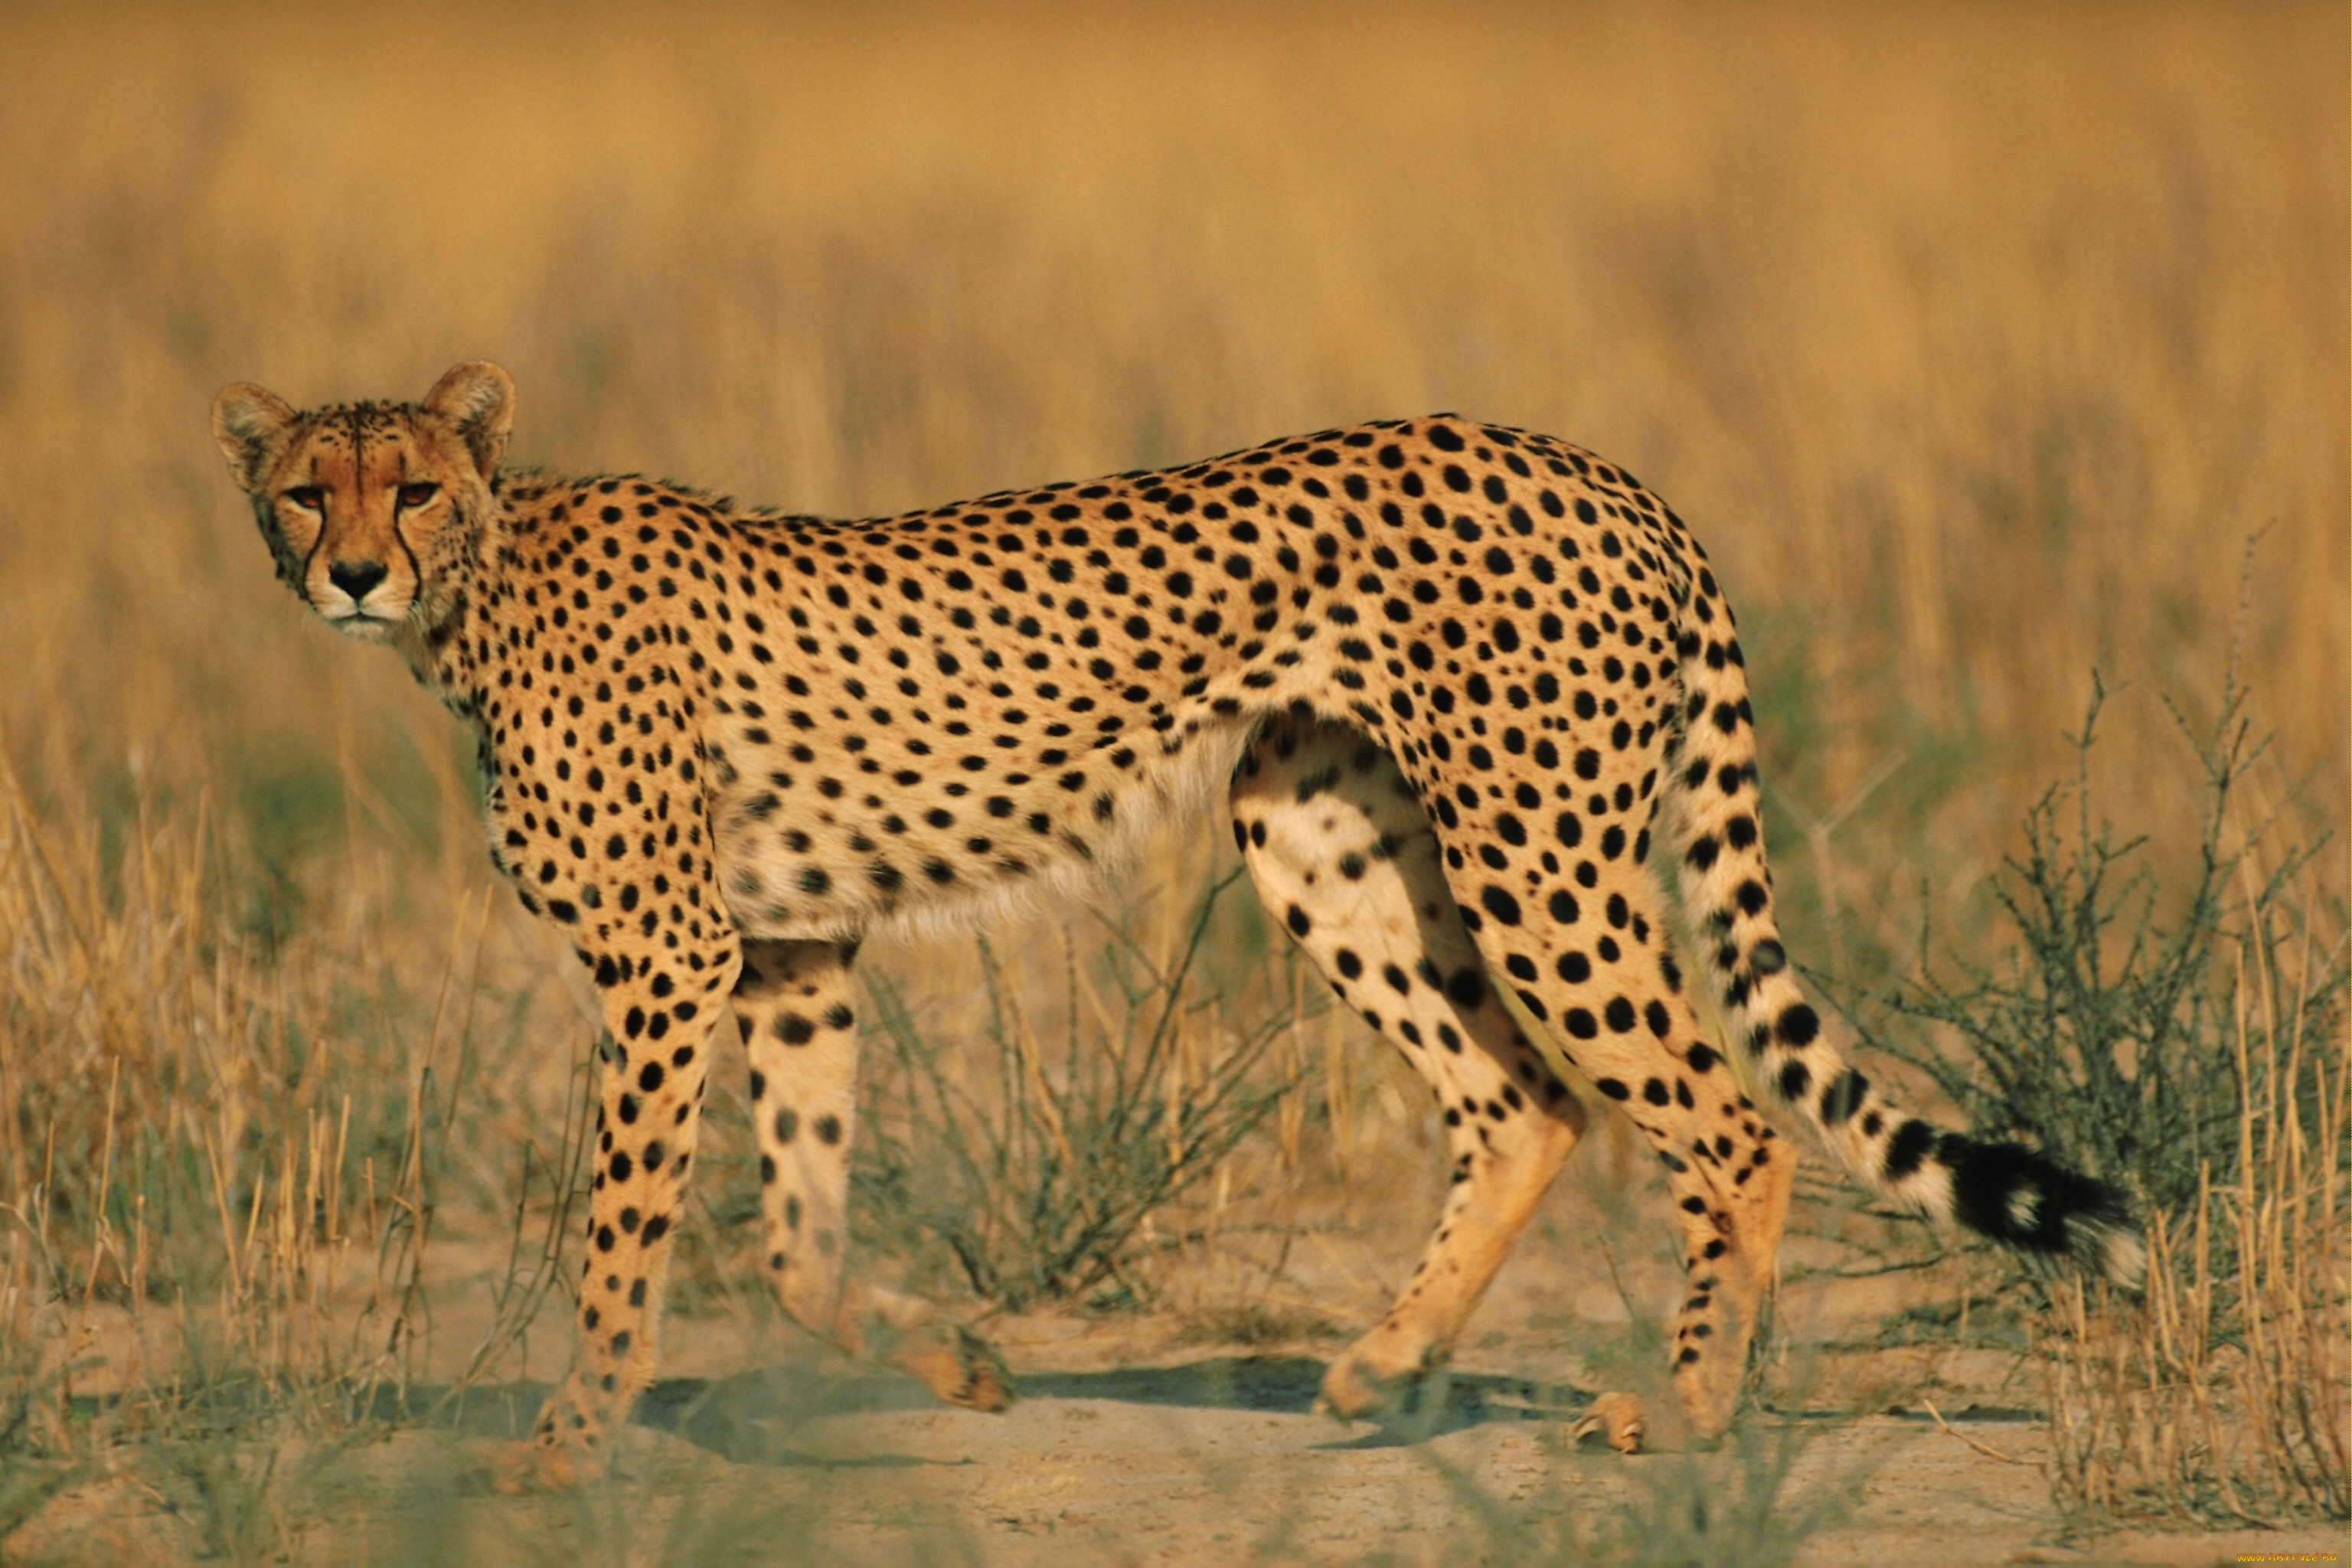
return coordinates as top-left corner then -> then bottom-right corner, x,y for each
284,485 -> 325,511
397,482 -> 440,510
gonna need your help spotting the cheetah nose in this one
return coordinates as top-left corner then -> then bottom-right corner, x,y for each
328,560 -> 389,601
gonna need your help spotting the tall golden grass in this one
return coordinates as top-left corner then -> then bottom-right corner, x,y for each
1,5 -> 2341,812
0,0 -> 2342,1544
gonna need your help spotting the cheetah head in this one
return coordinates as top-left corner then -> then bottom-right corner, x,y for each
210,361 -> 514,641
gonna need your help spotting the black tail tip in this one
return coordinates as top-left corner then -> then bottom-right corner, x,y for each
1942,1135 -> 2145,1286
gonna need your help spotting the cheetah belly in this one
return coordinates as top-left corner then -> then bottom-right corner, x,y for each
707,710 -> 1259,945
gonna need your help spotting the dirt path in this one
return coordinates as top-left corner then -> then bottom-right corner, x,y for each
280,1344 -> 2336,1566
17,1206 -> 2345,1563
32,1327 -> 2337,1563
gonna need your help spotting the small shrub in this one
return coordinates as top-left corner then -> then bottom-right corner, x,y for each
853,867 -> 1305,1311
1830,635 -> 2348,1526
1847,672 -> 2344,1236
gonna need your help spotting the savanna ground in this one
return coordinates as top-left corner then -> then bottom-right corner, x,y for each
0,2 -> 2346,1562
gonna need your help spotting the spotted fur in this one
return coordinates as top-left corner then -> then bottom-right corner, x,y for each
211,362 -> 2139,1468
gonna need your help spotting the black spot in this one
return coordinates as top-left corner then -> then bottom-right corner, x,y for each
1881,1119 -> 1938,1181
1776,1060 -> 1811,1102
1818,1068 -> 1868,1126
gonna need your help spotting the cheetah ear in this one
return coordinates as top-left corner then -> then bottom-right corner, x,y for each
421,361 -> 516,479
211,383 -> 298,492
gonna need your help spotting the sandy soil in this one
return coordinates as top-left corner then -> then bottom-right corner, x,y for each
404,1352 -> 2338,1566
17,1216 -> 2344,1566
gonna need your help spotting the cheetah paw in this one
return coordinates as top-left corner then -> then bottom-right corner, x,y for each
1315,1348 -> 1439,1422
479,1438 -> 595,1494
894,1324 -> 1017,1413
1569,1390 -> 1646,1454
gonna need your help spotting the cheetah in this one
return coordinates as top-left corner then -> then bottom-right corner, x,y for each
211,361 -> 2141,1473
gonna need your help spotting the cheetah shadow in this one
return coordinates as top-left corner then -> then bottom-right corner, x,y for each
369,1355 -> 1604,1467
1013,1355 -> 1607,1451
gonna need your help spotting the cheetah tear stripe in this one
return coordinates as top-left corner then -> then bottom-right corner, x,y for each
1661,565 -> 2144,1286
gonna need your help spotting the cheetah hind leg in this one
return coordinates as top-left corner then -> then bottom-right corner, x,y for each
735,939 -> 1014,1413
1410,771 -> 1795,1442
1230,714 -> 1639,1448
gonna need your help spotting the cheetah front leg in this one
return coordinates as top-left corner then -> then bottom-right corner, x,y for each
512,933 -> 740,1485
1231,716 -> 1638,1447
469,740 -> 744,1487
733,939 -> 1012,1411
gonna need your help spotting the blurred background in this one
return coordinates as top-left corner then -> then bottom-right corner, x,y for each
3,2 -> 2341,826
0,0 -> 2342,1434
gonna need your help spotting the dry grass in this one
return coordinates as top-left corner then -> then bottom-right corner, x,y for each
0,0 -> 2342,1555
2,5 -> 2342,829
0,738 -> 587,1423
2042,933 -> 2349,1527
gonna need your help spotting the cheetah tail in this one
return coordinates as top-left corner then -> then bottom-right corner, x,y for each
1659,557 -> 2144,1287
